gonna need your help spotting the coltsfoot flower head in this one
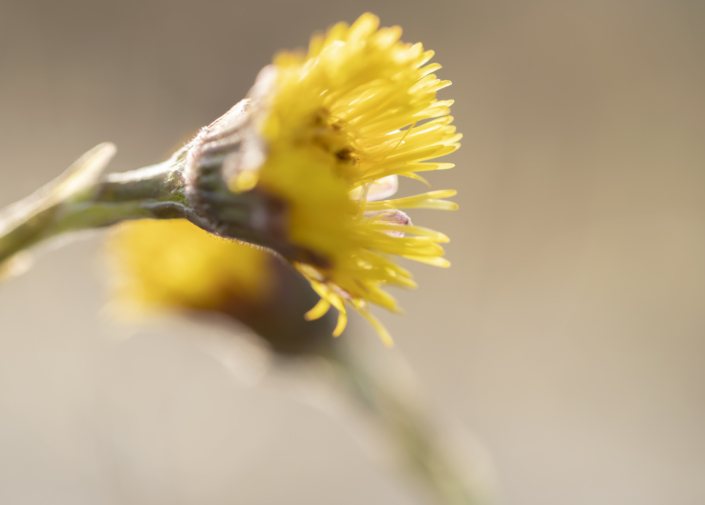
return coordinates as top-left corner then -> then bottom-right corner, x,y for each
111,219 -> 272,312
185,13 -> 460,345
109,219 -> 337,355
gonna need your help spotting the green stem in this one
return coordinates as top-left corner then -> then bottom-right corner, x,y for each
0,160 -> 196,267
323,344 -> 490,505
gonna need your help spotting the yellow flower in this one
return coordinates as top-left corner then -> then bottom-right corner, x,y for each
232,13 -> 460,345
109,219 -> 272,313
110,219 -> 341,355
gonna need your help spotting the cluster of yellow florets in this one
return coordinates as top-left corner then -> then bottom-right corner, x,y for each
110,220 -> 271,313
245,13 -> 460,344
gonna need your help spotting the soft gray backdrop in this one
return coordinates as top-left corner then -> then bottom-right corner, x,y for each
0,1 -> 704,504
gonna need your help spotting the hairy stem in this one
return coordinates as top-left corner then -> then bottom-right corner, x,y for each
0,161 -> 196,267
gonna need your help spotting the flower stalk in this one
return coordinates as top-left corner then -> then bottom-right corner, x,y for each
0,144 -> 185,268
261,334 -> 493,505
324,345 -> 490,505
0,127 -> 299,279
0,141 -> 277,274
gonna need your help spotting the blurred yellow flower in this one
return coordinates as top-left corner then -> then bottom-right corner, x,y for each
110,219 -> 271,313
110,219 -> 340,355
239,13 -> 460,345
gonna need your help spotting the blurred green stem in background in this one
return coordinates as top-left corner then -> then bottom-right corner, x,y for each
323,342 -> 491,505
212,267 -> 493,504
332,346 -> 487,505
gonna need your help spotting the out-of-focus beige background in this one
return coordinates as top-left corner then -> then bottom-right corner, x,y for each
1,0 -> 704,503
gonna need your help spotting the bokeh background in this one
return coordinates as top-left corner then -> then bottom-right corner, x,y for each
1,0 -> 704,504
